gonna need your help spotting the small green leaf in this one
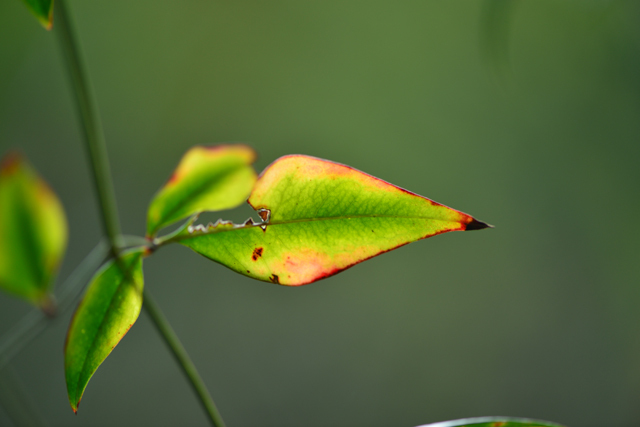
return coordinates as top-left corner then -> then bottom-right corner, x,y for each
172,155 -> 490,286
415,417 -> 566,427
146,144 -> 257,238
64,248 -> 145,413
21,0 -> 54,30
0,151 -> 67,310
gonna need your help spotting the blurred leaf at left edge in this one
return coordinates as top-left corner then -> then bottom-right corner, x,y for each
0,151 -> 68,312
20,0 -> 54,30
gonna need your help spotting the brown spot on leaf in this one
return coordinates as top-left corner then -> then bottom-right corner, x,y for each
252,247 -> 263,261
258,208 -> 270,222
269,274 -> 280,284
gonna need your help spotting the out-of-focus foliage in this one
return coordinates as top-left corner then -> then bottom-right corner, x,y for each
415,417 -> 566,427
0,152 -> 67,311
480,0 -> 518,80
20,0 -> 53,30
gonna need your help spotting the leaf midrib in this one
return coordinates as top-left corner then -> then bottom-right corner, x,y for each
176,214 -> 461,242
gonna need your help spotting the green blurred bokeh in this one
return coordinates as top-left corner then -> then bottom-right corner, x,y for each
1,1 -> 639,426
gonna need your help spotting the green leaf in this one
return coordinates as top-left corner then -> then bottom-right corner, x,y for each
171,155 -> 491,286
21,0 -> 54,30
415,417 -> 566,427
64,248 -> 145,413
146,144 -> 257,238
0,151 -> 67,310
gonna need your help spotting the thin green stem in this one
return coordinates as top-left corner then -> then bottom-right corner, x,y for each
142,290 -> 227,427
55,0 -> 122,256
53,4 -> 225,425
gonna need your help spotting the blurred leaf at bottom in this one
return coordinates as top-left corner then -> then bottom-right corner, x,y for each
415,416 -> 566,427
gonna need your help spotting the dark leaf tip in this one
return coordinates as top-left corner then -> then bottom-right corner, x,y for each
465,218 -> 493,231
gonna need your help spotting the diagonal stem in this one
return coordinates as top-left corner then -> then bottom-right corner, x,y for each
54,2 -> 225,425
142,290 -> 227,427
55,0 -> 122,256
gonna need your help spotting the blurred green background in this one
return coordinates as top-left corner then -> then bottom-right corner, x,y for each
1,1 -> 640,426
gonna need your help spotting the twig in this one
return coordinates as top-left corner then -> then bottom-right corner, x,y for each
55,0 -> 122,257
143,290 -> 227,427
54,2 -> 225,424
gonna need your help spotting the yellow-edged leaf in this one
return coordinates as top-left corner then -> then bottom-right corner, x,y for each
146,144 -> 257,237
172,155 -> 490,285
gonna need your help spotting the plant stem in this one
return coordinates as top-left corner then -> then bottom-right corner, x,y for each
55,0 -> 122,256
54,3 -> 225,425
142,289 -> 227,427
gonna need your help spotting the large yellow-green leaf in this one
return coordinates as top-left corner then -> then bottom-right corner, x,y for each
146,144 -> 257,237
170,155 -> 490,286
419,417 -> 562,427
21,0 -> 54,30
0,151 -> 67,310
64,249 -> 144,413
415,417 -> 565,427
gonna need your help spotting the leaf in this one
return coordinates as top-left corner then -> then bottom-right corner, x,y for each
415,417 -> 566,427
64,248 -> 145,413
21,0 -> 54,30
0,151 -> 67,310
146,144 -> 257,238
171,155 -> 491,286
